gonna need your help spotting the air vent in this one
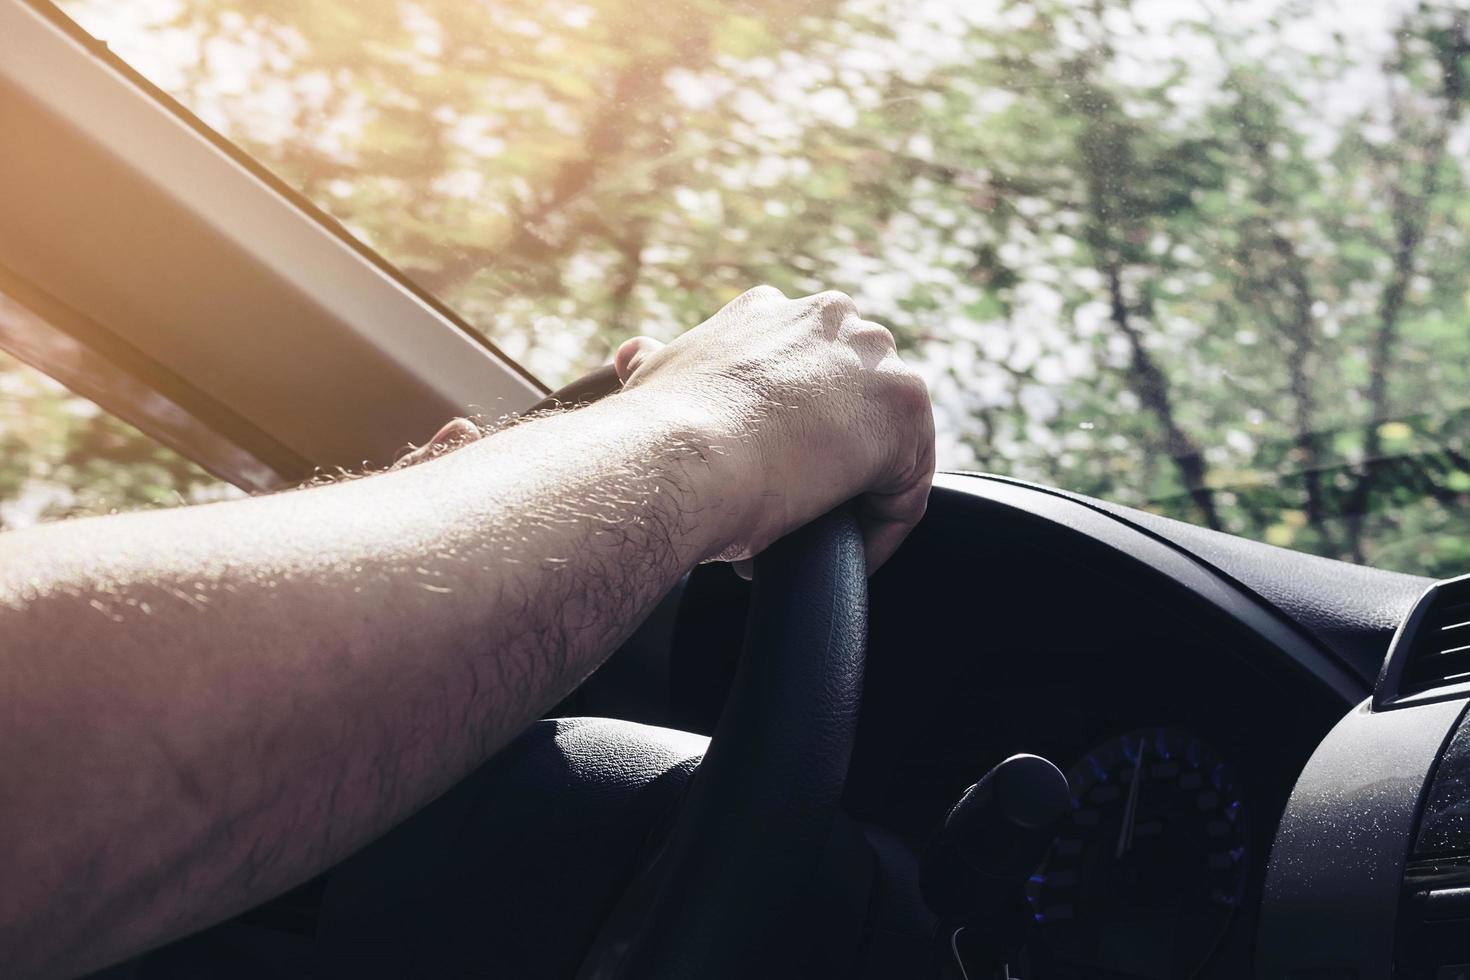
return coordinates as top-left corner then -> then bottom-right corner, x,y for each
1378,574 -> 1470,707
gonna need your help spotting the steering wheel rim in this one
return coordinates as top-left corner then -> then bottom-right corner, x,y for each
579,506 -> 869,980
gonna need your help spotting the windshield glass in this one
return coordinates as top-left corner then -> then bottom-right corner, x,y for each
54,0 -> 1470,577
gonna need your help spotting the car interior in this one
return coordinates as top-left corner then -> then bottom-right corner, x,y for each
4,0 -> 1470,977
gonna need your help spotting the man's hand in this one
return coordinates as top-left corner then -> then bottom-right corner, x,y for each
400,285 -> 936,572
615,286 -> 934,571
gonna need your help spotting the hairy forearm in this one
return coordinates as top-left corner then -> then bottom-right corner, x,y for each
0,388 -> 741,977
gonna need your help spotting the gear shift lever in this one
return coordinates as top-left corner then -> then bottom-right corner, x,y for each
921,754 -> 1070,977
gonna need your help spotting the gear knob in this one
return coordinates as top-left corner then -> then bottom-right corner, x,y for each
921,753 -> 1070,921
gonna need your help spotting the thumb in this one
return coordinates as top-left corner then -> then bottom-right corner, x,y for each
614,336 -> 665,383
392,417 -> 483,469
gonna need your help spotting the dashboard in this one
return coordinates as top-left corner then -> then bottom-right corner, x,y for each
578,472 -> 1470,978
1024,727 -> 1249,979
851,479 -> 1351,979
657,473 -> 1361,979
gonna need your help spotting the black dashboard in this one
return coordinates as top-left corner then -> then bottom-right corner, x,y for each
853,513 -> 1345,980
636,474 -> 1367,978
594,472 -> 1470,979
555,470 -> 1470,975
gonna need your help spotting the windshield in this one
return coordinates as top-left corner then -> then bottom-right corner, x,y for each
53,0 -> 1470,577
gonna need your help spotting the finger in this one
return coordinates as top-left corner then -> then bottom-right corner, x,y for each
731,558 -> 755,582
614,336 -> 665,383
391,444 -> 420,469
392,443 -> 431,469
858,387 -> 935,572
427,417 -> 483,451
393,417 -> 483,468
857,478 -> 930,573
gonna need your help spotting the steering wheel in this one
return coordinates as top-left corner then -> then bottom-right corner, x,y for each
490,371 -> 872,976
576,506 -> 869,979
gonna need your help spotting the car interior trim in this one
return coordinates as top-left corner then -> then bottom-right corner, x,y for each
0,0 -> 545,475
934,473 -> 1368,708
955,471 -> 1431,686
1257,695 -> 1469,979
0,273 -> 299,490
1376,573 -> 1470,710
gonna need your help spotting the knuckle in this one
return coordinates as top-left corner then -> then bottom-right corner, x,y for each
890,369 -> 931,416
808,289 -> 858,314
741,284 -> 785,304
910,492 -> 930,526
855,319 -> 897,349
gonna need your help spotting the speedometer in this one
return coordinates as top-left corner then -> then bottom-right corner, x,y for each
1023,728 -> 1248,979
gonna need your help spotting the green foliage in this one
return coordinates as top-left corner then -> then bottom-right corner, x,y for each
19,0 -> 1470,577
0,351 -> 234,528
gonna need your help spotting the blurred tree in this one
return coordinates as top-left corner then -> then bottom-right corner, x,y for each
19,0 -> 1470,577
0,349 -> 233,529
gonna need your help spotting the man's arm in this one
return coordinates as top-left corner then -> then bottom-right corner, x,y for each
0,286 -> 933,977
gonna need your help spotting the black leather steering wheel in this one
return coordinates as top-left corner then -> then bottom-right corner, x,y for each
578,506 -> 869,979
